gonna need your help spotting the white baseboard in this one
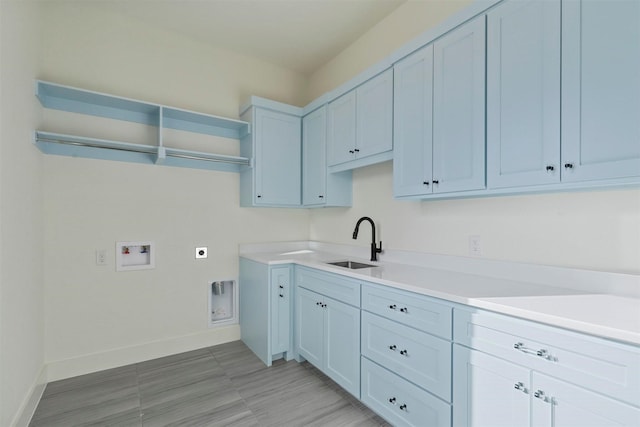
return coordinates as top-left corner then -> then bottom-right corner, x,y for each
12,365 -> 47,427
46,325 -> 240,382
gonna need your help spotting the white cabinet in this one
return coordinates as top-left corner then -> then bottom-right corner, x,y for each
327,69 -> 393,170
453,345 -> 530,427
240,100 -> 302,207
302,106 -> 352,207
453,307 -> 640,427
531,372 -> 640,427
486,0 -> 561,188
561,0 -> 640,182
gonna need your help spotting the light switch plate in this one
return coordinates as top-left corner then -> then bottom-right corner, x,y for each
196,247 -> 208,259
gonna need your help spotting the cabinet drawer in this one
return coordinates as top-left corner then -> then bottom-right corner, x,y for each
362,283 -> 452,339
362,312 -> 451,401
361,357 -> 451,427
295,266 -> 361,307
454,307 -> 640,406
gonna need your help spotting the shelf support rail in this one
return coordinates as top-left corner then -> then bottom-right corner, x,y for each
34,132 -> 250,166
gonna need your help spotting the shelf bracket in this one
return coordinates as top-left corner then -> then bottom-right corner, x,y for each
156,146 -> 166,165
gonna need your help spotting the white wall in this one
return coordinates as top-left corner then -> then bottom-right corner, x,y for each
307,1 -> 640,275
0,1 -> 45,425
39,2 -> 310,380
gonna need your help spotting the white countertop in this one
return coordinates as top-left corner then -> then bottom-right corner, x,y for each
240,242 -> 640,345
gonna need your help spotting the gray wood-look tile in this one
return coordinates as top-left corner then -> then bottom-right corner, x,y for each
30,341 -> 390,427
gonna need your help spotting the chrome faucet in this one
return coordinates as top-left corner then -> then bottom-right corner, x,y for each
353,216 -> 382,261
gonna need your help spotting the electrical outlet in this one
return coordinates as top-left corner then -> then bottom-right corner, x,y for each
196,247 -> 208,259
96,249 -> 107,265
469,235 -> 482,257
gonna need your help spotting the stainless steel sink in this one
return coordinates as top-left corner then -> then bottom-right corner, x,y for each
327,260 -> 377,269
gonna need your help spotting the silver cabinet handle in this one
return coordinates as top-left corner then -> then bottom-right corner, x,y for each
514,342 -> 554,361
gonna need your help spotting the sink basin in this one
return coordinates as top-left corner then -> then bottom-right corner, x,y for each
327,260 -> 377,269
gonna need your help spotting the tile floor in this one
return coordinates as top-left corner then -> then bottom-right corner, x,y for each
29,340 -> 391,426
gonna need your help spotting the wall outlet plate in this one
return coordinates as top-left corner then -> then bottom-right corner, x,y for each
196,247 -> 208,259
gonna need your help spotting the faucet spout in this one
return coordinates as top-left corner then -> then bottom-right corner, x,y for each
352,216 -> 382,261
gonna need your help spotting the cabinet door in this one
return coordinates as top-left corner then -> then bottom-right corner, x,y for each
453,345 -> 530,427
361,357 -> 452,427
433,16 -> 486,193
356,69 -> 393,159
254,108 -> 301,206
295,287 -> 324,368
302,107 -> 327,206
393,44 -> 434,197
327,91 -> 357,166
531,373 -> 640,427
487,0 -> 561,188
270,266 -> 290,355
561,0 -> 640,182
324,296 -> 361,398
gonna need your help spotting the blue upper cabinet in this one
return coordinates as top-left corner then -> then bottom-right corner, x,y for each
327,69 -> 393,171
393,17 -> 485,198
561,0 -> 640,183
240,98 -> 302,207
355,69 -> 393,160
432,16 -> 486,194
486,0 -> 561,189
302,106 -> 352,207
327,91 -> 357,167
393,44 -> 434,198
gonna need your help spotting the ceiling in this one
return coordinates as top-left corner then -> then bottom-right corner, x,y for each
71,0 -> 407,75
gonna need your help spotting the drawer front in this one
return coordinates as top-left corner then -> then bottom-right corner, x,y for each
454,307 -> 640,406
362,311 -> 451,401
295,266 -> 361,307
361,357 -> 451,427
362,283 -> 452,339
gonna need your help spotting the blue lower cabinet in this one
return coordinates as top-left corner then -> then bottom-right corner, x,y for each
361,311 -> 451,401
361,357 -> 452,427
239,258 -> 293,366
295,267 -> 361,398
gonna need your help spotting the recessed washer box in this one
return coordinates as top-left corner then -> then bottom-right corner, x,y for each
116,241 -> 155,271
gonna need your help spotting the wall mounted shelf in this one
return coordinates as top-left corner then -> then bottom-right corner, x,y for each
34,81 -> 251,172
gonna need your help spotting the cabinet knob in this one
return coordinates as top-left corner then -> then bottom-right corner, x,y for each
399,404 -> 407,411
534,390 -> 545,399
514,382 -> 527,393
279,294 -> 284,298
388,397 -> 396,404
564,163 -> 574,169
400,307 -> 408,313
322,303 -> 327,308
349,150 -> 355,154
257,195 -> 262,198
423,181 -> 430,186
432,180 -> 439,184
354,148 -> 360,152
318,195 -> 324,198
546,165 -> 555,171
389,304 -> 397,310
316,302 -> 322,306
389,345 -> 397,351
400,349 -> 408,356
279,285 -> 284,289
